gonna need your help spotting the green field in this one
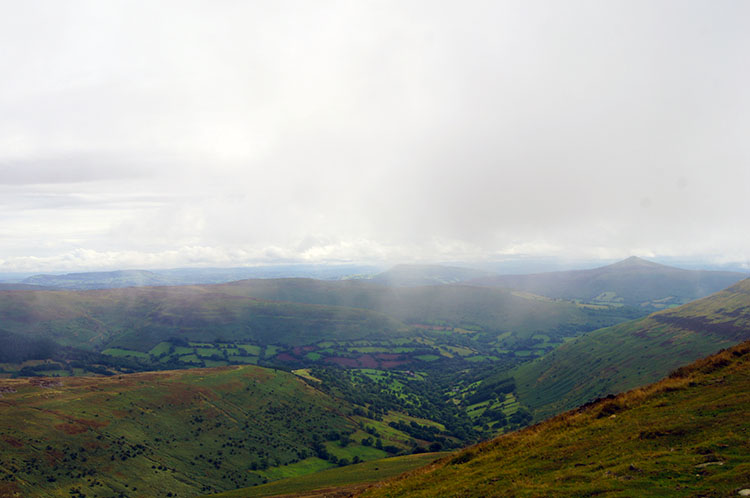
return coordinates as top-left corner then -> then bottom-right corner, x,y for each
210,452 -> 447,497
148,341 -> 172,356
101,348 -> 150,359
238,344 -> 261,356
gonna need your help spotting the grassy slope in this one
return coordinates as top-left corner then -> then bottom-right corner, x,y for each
209,452 -> 447,498
471,256 -> 747,307
0,365 -> 417,497
514,278 -> 750,421
358,341 -> 750,497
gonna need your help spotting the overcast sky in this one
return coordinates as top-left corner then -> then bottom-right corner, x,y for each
1,0 -> 749,272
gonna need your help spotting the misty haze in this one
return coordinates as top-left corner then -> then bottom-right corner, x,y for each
1,1 -> 749,497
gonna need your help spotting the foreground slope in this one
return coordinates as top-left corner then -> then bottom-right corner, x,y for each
514,278 -> 750,421
359,341 -> 750,497
471,256 -> 747,308
0,365 -> 434,497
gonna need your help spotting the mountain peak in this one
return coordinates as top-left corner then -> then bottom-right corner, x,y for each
607,256 -> 666,269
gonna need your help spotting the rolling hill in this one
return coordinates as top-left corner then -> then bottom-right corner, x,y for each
0,277 -> 639,366
513,277 -> 750,421
16,265 -> 380,290
0,286 -> 407,353
216,278 -> 639,341
357,341 -> 750,497
470,256 -> 747,308
21,270 -> 178,290
0,364 -> 443,497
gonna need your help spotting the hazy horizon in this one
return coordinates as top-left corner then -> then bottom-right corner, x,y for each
1,255 -> 748,282
2,1 -> 749,272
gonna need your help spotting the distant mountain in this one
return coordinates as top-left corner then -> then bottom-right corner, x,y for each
18,264 -> 381,290
513,277 -> 750,421
358,341 -> 750,497
369,264 -> 493,287
22,269 -> 177,289
470,256 -> 747,308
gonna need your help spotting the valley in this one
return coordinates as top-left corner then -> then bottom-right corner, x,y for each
0,259 -> 748,497
6,3 -> 748,495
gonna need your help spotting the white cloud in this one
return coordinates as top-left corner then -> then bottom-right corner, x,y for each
0,0 -> 749,271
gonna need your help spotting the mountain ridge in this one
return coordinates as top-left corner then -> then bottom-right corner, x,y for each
469,256 -> 747,308
512,277 -> 750,421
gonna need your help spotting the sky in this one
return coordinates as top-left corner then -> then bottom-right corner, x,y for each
1,0 -> 749,272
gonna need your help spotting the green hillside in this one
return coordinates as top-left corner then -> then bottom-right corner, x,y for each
0,364 -> 438,497
471,256 -> 747,309
514,278 -> 750,421
358,341 -> 750,497
0,286 -> 406,352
